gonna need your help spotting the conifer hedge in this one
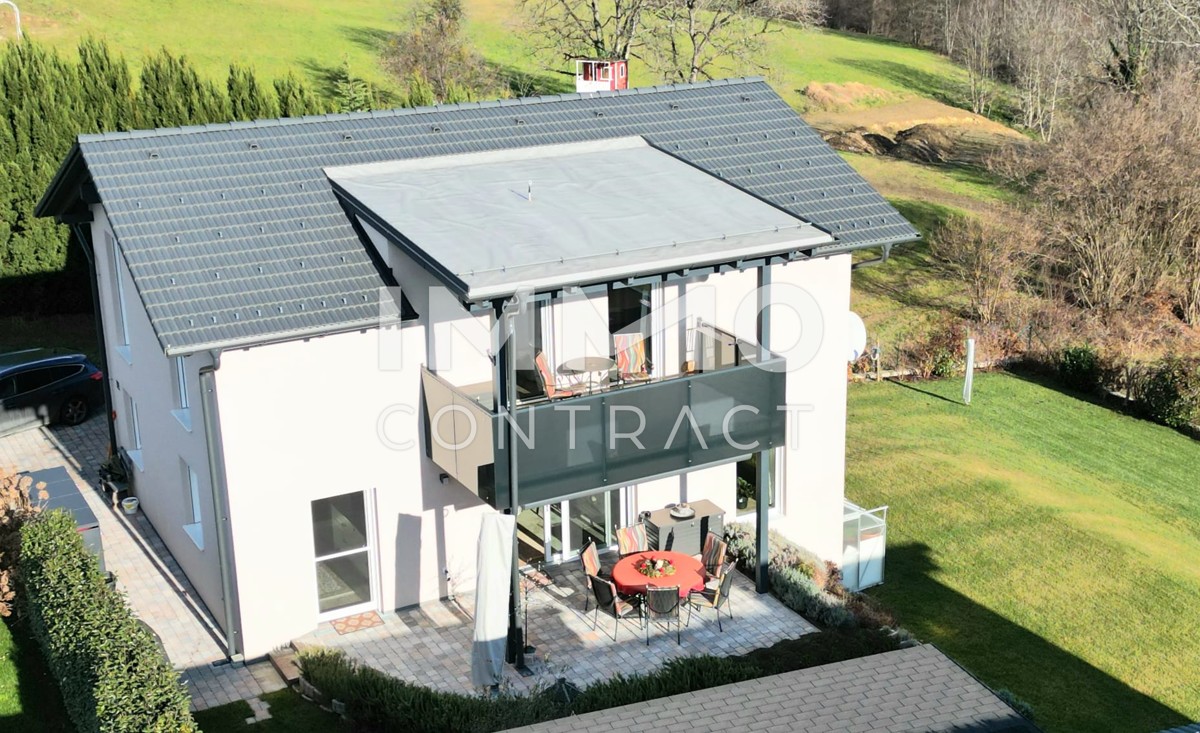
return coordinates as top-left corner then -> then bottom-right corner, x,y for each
19,510 -> 197,733
0,39 -> 328,315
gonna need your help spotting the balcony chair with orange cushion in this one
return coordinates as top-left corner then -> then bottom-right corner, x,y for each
615,523 -> 648,556
612,333 -> 652,383
534,350 -> 579,400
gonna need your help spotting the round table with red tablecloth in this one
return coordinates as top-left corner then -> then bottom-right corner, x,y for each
611,551 -> 705,599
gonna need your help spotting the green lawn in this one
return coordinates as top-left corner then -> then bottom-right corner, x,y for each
194,689 -> 352,733
846,372 -> 1200,732
0,618 -> 70,732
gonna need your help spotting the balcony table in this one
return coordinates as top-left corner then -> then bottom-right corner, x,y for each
611,551 -> 705,599
558,356 -> 616,393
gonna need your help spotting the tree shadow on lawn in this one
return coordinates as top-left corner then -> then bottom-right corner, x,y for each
0,616 -> 71,732
1003,366 -> 1200,441
339,25 -> 393,55
298,58 -> 399,108
872,542 -> 1191,733
836,58 -> 972,109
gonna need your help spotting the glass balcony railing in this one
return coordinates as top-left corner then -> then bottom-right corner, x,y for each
422,323 -> 787,509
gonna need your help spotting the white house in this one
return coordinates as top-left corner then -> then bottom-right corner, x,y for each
37,78 -> 918,660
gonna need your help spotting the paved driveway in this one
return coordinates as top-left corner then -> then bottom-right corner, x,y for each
0,416 -> 283,711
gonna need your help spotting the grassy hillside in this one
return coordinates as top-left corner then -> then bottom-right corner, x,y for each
13,0 -> 973,110
847,373 -> 1200,732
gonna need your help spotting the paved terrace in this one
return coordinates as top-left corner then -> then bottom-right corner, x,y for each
297,552 -> 816,695
2,415 -> 815,708
297,554 -> 816,695
0,418 -> 283,711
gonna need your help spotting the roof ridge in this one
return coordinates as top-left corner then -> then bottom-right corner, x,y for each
76,76 -> 769,144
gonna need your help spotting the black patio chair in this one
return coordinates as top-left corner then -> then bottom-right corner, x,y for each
687,561 -> 735,632
588,574 -> 642,641
645,586 -> 682,645
580,540 -> 606,612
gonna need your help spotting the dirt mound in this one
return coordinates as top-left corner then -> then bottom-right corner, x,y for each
802,82 -> 895,112
807,97 -> 1027,166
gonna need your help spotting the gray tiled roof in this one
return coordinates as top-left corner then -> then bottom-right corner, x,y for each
38,77 -> 918,356
1157,724 -> 1200,733
506,645 -> 1036,733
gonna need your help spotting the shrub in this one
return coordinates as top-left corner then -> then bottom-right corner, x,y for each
1057,345 -> 1102,392
299,648 -> 556,732
1137,358 -> 1200,428
1,467 -> 46,617
903,320 -> 967,379
570,656 -> 761,714
724,523 -> 894,631
300,628 -> 904,731
19,511 -> 196,732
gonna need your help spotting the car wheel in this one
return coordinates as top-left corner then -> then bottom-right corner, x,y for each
60,395 -> 90,426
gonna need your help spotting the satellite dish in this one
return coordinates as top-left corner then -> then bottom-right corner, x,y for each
848,312 -> 867,361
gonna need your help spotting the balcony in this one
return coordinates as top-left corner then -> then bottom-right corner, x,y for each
421,324 -> 786,509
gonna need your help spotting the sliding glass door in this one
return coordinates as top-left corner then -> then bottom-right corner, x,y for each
517,488 -> 628,566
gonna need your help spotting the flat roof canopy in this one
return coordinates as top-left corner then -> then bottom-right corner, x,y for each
326,137 -> 834,303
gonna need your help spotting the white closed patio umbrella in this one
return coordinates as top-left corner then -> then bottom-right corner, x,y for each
471,512 -> 516,689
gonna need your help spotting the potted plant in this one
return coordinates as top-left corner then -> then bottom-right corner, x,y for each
737,477 -> 754,510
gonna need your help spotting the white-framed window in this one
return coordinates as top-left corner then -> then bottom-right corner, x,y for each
618,63 -> 626,79
599,64 -> 611,81
182,460 -> 204,550
108,230 -> 132,363
171,356 -> 192,431
125,394 -> 144,470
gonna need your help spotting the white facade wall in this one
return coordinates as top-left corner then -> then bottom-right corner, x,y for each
616,256 -> 851,563
771,255 -> 851,562
90,204 -> 851,657
87,205 -> 225,628
215,324 -> 494,658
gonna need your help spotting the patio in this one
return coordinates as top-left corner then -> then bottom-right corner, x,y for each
296,553 -> 817,695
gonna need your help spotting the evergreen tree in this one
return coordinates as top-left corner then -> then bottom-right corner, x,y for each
0,41 -> 85,310
227,63 -> 277,121
274,72 -> 327,117
137,48 -> 230,128
77,38 -> 135,132
404,72 -> 436,108
332,59 -> 375,113
0,40 -> 336,313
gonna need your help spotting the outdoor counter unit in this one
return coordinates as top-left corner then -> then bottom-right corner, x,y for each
24,466 -> 105,573
842,500 -> 886,592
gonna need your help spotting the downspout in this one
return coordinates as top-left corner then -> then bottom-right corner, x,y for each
70,222 -> 117,459
199,351 -> 244,659
850,243 -> 893,271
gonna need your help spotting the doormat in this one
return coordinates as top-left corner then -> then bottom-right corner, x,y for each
330,611 -> 384,635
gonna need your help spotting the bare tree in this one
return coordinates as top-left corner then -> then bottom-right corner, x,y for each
520,0 -> 649,60
1013,74 -> 1200,318
383,0 -> 499,101
645,0 -> 821,83
951,0 -> 1003,115
932,210 -> 1031,323
1004,0 -> 1085,140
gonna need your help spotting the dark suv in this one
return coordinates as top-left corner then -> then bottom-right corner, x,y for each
0,350 -> 105,437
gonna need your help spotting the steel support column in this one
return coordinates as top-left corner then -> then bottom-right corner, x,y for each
496,300 -> 526,669
755,264 -> 771,594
